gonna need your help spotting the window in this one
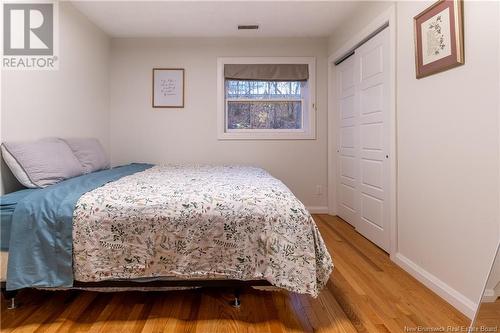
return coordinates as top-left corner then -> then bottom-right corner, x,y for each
226,80 -> 304,130
217,57 -> 316,140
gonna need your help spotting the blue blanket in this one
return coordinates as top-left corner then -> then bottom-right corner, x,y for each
1,188 -> 38,250
6,163 -> 152,291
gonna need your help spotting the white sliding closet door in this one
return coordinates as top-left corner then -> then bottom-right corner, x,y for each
336,27 -> 390,252
337,56 -> 359,227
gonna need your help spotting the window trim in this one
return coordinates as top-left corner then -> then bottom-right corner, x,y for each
217,57 -> 316,140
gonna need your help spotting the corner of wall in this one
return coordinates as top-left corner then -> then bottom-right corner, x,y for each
393,253 -> 477,319
0,1 -> 113,195
327,1 -> 394,56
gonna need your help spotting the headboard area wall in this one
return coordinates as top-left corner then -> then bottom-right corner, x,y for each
109,37 -> 329,208
0,2 -> 110,194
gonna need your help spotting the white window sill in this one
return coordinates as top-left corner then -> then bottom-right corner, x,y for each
217,130 -> 316,140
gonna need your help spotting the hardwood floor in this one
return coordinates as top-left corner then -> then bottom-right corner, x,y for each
1,214 -> 469,332
474,299 -> 500,327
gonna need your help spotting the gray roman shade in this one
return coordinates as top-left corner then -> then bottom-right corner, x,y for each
224,64 -> 309,81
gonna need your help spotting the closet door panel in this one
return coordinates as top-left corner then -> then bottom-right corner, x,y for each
361,159 -> 383,189
336,56 -> 359,227
361,193 -> 383,229
360,83 -> 383,115
355,27 -> 390,252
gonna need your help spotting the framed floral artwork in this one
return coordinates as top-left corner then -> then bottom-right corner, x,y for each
414,0 -> 464,79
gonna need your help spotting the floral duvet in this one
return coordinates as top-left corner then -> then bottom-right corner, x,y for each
72,165 -> 333,297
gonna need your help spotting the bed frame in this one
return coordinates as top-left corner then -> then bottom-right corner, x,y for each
0,279 -> 272,309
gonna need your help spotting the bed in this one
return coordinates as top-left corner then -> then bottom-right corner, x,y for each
1,163 -> 333,305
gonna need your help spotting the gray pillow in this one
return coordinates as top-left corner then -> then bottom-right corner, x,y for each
62,138 -> 110,174
1,139 -> 84,188
1,145 -> 36,188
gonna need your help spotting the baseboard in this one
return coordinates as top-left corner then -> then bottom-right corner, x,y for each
481,288 -> 498,303
393,253 -> 477,319
306,206 -> 329,214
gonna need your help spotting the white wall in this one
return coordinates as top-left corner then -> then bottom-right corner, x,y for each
327,1 -> 393,55
109,37 -> 329,209
0,2 -> 110,194
328,0 -> 500,317
396,0 -> 499,315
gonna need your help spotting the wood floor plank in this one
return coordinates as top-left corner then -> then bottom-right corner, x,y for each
269,292 -> 306,333
1,291 -> 48,332
139,292 -> 174,333
10,292 -> 69,333
1,215 -> 470,332
474,299 -> 500,326
87,293 -> 131,333
119,293 -> 152,333
39,291 -> 97,333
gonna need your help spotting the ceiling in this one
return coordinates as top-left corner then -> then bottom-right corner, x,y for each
70,1 -> 366,38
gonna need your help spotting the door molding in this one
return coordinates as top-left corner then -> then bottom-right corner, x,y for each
327,5 -> 397,256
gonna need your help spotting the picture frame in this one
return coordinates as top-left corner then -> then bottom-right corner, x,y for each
413,0 -> 464,79
152,68 -> 185,108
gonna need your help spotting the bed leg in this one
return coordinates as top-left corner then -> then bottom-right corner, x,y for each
1,289 -> 18,309
231,288 -> 241,308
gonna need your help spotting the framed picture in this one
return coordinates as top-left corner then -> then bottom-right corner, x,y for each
152,68 -> 185,108
414,0 -> 464,79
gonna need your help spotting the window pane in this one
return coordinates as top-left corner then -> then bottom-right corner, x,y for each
226,80 -> 302,100
227,101 -> 302,130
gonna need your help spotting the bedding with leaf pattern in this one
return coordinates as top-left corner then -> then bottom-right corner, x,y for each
72,165 -> 333,297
